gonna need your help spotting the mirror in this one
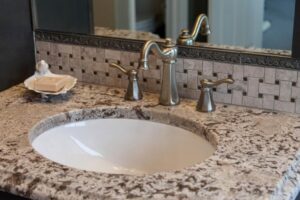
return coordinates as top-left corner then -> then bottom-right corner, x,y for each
32,0 -> 295,54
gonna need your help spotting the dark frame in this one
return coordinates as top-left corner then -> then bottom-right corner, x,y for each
33,0 -> 300,70
292,0 -> 300,58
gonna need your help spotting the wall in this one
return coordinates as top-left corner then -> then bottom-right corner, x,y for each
35,40 -> 300,114
93,0 -> 115,28
209,0 -> 264,48
0,0 -> 35,91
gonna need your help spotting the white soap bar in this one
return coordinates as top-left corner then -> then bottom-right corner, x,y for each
34,76 -> 67,92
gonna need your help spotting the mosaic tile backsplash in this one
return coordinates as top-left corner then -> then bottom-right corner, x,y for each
35,41 -> 300,114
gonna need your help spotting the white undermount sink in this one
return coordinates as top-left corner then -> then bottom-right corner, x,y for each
31,118 -> 215,176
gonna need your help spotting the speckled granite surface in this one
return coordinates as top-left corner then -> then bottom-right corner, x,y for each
0,83 -> 300,200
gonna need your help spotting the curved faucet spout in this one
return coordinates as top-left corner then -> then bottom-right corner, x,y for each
139,38 -> 180,106
191,14 -> 211,41
140,40 -> 177,70
177,13 -> 210,45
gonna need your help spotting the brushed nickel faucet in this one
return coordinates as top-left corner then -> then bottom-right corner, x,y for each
177,14 -> 211,46
140,38 -> 179,106
197,78 -> 234,112
109,63 -> 142,101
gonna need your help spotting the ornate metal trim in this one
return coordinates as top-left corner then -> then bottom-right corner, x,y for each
35,30 -> 300,70
35,30 -> 144,52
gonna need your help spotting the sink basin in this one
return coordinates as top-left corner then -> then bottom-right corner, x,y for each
31,118 -> 215,175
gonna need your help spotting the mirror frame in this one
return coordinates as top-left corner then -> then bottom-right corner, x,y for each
33,0 -> 300,70
292,0 -> 300,59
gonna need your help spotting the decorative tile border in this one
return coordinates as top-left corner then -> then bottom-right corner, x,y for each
35,30 -> 144,53
35,41 -> 300,114
35,29 -> 300,70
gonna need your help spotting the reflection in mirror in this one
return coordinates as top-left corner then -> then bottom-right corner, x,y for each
32,0 -> 295,53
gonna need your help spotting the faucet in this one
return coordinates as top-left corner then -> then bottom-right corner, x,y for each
140,38 -> 179,106
177,14 -> 211,46
197,78 -> 234,112
109,63 -> 143,101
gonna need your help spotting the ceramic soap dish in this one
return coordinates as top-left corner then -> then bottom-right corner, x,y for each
24,60 -> 77,96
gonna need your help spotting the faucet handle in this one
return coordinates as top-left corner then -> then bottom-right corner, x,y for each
197,78 -> 234,112
200,78 -> 234,88
109,63 -> 129,74
163,38 -> 176,48
109,63 -> 142,101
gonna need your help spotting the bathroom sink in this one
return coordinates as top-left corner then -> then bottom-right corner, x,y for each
31,118 -> 215,175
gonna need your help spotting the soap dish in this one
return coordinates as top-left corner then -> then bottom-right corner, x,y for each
24,73 -> 77,95
24,60 -> 77,96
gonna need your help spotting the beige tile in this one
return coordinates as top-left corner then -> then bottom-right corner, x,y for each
143,78 -> 160,93
296,99 -> 300,114
297,72 -> 300,87
61,53 -> 70,68
233,65 -> 244,81
213,92 -> 232,104
58,44 -> 73,54
276,69 -> 297,81
95,48 -> 105,63
120,51 -> 131,66
120,78 -> 129,89
81,47 -> 96,59
232,90 -> 243,105
213,62 -> 233,74
50,43 -> 59,55
35,54 -> 41,62
274,101 -> 295,113
216,73 -> 228,93
105,77 -> 123,88
36,41 -> 50,51
107,67 -> 120,79
69,68 -> 82,81
43,54 -> 59,65
279,81 -> 292,101
247,77 -> 259,97
72,46 -> 81,58
202,61 -> 213,76
129,52 -> 140,63
259,83 -> 279,95
263,94 -> 274,110
82,73 -> 97,83
178,87 -> 200,100
228,80 -> 248,92
175,58 -> 184,72
47,55 -> 61,67
148,55 -> 157,67
143,69 -> 161,79
292,87 -> 300,98
105,49 -> 121,60
243,96 -> 263,108
187,70 -> 198,89
93,62 -> 107,72
176,72 -> 187,83
81,60 -> 94,73
69,58 -> 81,69
38,50 -> 47,60
183,59 -> 202,71
186,89 -> 200,99
244,65 -> 264,78
264,68 -> 276,84
93,72 -> 107,85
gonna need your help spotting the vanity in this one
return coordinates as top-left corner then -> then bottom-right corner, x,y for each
1,0 -> 300,199
0,83 -> 300,200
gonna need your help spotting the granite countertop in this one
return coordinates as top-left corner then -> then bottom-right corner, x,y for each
0,83 -> 300,200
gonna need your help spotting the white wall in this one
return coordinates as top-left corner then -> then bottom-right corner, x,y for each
208,0 -> 264,48
166,0 -> 189,40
